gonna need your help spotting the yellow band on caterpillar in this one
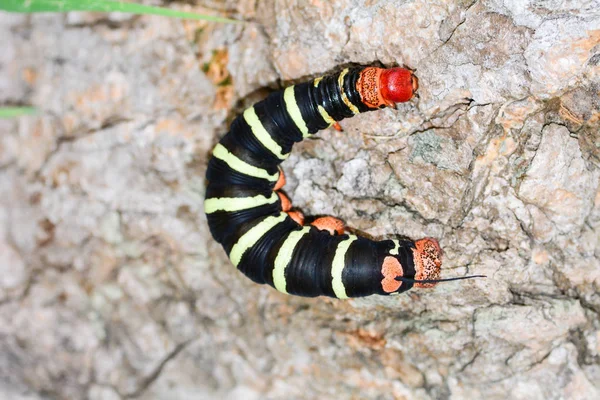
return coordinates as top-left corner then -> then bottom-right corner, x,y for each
331,235 -> 357,299
204,192 -> 278,214
338,68 -> 360,115
273,226 -> 311,293
243,107 -> 289,159
284,86 -> 311,138
212,144 -> 279,182
229,213 -> 288,267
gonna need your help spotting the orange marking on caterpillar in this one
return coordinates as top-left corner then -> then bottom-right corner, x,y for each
310,216 -> 345,235
357,67 -> 417,109
274,167 -> 286,191
412,238 -> 442,288
287,210 -> 305,225
332,122 -> 343,132
277,192 -> 292,212
381,256 -> 404,293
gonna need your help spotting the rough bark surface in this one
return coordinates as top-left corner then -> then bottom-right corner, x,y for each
1,1 -> 599,399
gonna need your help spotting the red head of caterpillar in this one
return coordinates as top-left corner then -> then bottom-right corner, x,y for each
357,67 -> 418,109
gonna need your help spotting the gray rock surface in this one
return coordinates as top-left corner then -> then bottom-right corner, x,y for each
1,1 -> 599,399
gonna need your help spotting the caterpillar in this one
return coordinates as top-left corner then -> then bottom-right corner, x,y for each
204,66 -> 483,298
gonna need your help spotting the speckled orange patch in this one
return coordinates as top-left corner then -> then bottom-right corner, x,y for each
287,210 -> 304,225
311,216 -> 345,235
381,256 -> 403,293
274,167 -> 286,191
277,192 -> 292,211
412,238 -> 442,288
357,67 -> 383,108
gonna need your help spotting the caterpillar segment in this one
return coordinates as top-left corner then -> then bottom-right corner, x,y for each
205,66 -> 479,298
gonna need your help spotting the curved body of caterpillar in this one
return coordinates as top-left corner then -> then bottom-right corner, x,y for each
204,66 -> 452,298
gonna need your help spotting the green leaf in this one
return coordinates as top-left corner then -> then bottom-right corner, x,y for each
0,107 -> 37,119
0,0 -> 240,23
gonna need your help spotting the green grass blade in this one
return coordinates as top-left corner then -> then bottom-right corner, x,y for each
1,0 -> 240,23
0,107 -> 37,119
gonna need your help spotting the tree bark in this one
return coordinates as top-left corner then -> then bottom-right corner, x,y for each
1,1 -> 599,399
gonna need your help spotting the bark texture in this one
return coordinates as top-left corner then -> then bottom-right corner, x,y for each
1,1 -> 599,399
